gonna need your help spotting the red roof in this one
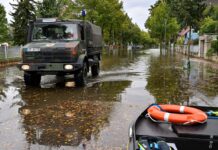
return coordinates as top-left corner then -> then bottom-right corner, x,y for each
179,27 -> 190,36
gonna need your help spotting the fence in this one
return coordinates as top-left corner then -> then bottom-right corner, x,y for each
0,46 -> 21,60
175,45 -> 199,56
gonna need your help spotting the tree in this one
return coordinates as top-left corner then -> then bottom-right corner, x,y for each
37,0 -> 64,18
145,2 -> 180,49
200,6 -> 218,34
11,0 -> 36,45
140,31 -> 156,48
204,5 -> 218,20
166,0 -> 207,30
200,17 -> 218,34
0,4 -> 9,43
59,0 -> 78,19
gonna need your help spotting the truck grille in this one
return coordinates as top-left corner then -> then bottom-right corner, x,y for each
23,48 -> 75,63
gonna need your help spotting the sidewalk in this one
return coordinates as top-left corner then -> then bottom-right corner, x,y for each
0,58 -> 21,68
175,44 -> 218,64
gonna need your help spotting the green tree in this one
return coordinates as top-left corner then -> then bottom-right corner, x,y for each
201,6 -> 218,34
166,0 -> 206,30
0,4 -> 9,43
37,0 -> 77,19
11,0 -> 36,45
204,5 -> 218,20
200,17 -> 218,34
145,2 -> 180,49
37,0 -> 63,18
59,0 -> 78,19
140,31 -> 156,48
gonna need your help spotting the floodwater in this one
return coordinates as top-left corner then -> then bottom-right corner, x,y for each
0,49 -> 218,150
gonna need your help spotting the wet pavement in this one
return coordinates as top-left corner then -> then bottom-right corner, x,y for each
0,49 -> 218,150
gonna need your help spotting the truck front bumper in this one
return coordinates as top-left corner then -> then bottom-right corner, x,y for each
17,63 -> 83,74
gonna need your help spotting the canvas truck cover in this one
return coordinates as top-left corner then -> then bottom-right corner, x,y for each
85,22 -> 103,55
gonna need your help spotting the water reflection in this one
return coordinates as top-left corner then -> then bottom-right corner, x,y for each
19,100 -> 112,147
146,52 -> 189,104
20,81 -> 131,104
102,49 -> 143,71
18,81 -> 131,147
146,51 -> 218,106
196,64 -> 218,97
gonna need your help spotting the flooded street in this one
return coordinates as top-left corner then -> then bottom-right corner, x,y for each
1,49 -> 218,150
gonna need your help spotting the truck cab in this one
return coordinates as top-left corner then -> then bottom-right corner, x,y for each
18,18 -> 102,86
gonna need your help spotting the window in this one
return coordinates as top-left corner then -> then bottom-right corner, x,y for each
32,24 -> 78,41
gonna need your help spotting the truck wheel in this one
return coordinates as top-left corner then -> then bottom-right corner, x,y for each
75,62 -> 88,86
24,72 -> 41,86
91,62 -> 100,77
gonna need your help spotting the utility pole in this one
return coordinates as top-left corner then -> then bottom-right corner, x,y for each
187,26 -> 191,69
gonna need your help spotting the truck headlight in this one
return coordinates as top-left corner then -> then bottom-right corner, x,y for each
21,65 -> 30,70
64,65 -> 73,70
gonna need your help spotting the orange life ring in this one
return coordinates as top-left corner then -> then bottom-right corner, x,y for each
147,104 -> 207,125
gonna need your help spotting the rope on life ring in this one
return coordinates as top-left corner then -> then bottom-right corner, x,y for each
146,104 -> 208,125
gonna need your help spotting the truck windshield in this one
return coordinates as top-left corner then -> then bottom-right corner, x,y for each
32,24 -> 78,41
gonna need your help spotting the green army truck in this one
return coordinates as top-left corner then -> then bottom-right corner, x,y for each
18,18 -> 102,86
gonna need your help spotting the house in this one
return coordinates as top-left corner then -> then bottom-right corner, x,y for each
176,27 -> 199,55
199,34 -> 218,58
178,27 -> 199,44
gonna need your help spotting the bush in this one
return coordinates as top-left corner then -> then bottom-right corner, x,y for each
177,37 -> 184,45
206,48 -> 214,57
207,38 -> 218,57
211,39 -> 218,54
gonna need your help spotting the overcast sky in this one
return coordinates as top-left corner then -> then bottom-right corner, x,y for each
122,0 -> 157,30
0,0 -> 157,30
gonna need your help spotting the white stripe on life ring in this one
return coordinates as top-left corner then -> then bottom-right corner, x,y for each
164,113 -> 170,122
180,106 -> 185,113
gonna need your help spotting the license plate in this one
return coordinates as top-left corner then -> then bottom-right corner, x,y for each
28,48 -> 40,52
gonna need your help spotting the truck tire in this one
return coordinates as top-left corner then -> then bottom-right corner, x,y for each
74,62 -> 88,86
91,62 -> 100,77
24,72 -> 41,86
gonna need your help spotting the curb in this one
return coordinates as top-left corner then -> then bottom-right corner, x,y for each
0,58 -> 21,68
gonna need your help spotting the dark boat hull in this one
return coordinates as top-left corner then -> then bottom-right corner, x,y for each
128,105 -> 218,150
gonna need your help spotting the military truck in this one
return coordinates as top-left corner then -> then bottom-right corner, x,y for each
18,18 -> 102,86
